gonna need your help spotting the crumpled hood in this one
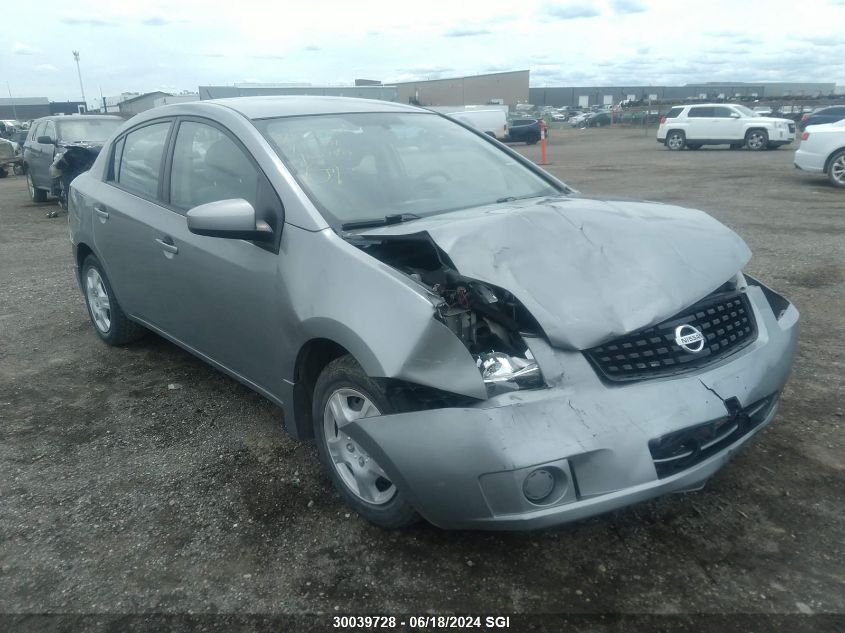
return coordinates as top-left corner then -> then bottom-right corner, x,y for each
360,196 -> 751,350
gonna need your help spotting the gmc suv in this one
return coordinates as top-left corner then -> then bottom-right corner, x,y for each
657,104 -> 795,151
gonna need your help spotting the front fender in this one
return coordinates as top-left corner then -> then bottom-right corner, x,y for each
283,226 -> 487,400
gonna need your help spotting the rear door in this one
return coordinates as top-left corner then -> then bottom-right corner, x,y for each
685,106 -> 714,140
148,118 -> 285,391
92,119 -> 174,321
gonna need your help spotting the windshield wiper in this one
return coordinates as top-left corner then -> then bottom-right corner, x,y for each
341,213 -> 422,231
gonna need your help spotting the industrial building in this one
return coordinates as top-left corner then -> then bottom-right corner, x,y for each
393,70 -> 529,108
199,84 -> 399,102
530,82 -> 839,108
0,97 -> 86,120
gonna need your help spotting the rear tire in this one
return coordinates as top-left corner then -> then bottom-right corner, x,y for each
81,255 -> 146,345
0,167 -> 7,178
313,355 -> 420,529
745,129 -> 768,151
665,130 -> 686,150
27,170 -> 47,202
828,150 -> 845,188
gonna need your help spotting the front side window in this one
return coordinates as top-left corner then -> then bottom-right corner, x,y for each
43,122 -> 56,143
713,107 -> 735,118
169,121 -> 259,211
58,119 -> 122,143
732,105 -> 756,118
116,122 -> 170,199
255,112 -> 561,227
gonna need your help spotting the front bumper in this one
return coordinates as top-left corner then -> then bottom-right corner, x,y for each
346,285 -> 799,530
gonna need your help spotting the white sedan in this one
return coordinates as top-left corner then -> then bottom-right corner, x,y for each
794,119 -> 845,188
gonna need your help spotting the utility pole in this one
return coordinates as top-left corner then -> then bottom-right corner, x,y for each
6,82 -> 19,121
72,51 -> 87,112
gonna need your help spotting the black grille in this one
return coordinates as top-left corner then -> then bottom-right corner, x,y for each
585,291 -> 757,382
649,393 -> 778,478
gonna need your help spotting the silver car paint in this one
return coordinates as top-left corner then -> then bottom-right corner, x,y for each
69,96 -> 799,529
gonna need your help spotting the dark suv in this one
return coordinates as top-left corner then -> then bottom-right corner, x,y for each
23,115 -> 123,203
506,118 -> 542,144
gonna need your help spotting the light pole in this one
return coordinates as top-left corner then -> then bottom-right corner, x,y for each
6,82 -> 19,121
72,50 -> 87,112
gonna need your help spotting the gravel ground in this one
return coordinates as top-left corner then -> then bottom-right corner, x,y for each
1,127 -> 843,629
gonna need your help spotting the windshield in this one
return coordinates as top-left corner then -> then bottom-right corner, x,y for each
58,119 -> 122,143
255,112 -> 561,226
733,105 -> 757,118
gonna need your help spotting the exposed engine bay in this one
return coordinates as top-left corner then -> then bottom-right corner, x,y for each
348,232 -> 544,394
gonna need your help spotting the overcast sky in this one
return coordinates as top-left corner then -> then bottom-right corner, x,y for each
4,0 -> 844,106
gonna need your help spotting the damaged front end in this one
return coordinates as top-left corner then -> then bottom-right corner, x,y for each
335,200 -> 799,530
346,232 -> 546,396
50,142 -> 104,209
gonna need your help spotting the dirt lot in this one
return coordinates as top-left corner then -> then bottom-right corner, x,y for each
1,127 -> 843,628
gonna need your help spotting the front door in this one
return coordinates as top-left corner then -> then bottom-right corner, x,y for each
149,119 -> 285,394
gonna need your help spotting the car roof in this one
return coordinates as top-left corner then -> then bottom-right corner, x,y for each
32,114 -> 124,123
202,95 -> 427,119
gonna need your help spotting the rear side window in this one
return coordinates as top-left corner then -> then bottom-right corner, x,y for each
116,122 -> 171,199
688,107 -> 714,118
665,107 -> 683,119
168,121 -> 259,211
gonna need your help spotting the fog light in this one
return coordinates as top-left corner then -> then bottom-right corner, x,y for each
523,468 -> 555,503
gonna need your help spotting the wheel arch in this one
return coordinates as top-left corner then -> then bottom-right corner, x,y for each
823,146 -> 845,173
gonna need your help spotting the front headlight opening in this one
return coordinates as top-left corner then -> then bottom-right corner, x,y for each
475,350 -> 543,394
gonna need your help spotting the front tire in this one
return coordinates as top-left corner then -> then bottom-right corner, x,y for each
313,355 -> 419,529
828,150 -> 845,188
27,170 -> 48,202
665,130 -> 686,150
81,255 -> 146,345
745,129 -> 768,151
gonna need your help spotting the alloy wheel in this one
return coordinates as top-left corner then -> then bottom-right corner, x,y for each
746,131 -> 766,150
322,388 -> 395,505
666,133 -> 684,150
830,154 -> 845,186
85,268 -> 111,333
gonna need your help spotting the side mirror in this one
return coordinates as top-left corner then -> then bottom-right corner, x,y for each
37,136 -> 55,144
186,199 -> 274,242
730,112 -> 741,119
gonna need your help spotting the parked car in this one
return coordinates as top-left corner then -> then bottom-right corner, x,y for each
799,105 -> 845,130
657,104 -> 796,150
446,109 -> 508,140
794,119 -> 845,188
506,118 -> 542,144
568,112 -> 592,127
69,96 -> 799,530
585,112 -> 612,128
23,115 -> 123,203
753,107 -> 773,116
0,138 -> 19,177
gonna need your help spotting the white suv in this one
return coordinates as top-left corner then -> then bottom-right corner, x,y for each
657,104 -> 796,151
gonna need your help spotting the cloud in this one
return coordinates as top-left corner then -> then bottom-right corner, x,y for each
12,42 -> 38,55
142,16 -> 172,26
252,54 -> 286,59
303,45 -> 321,51
540,2 -> 601,19
444,27 -> 492,37
35,64 -> 58,72
801,35 -> 844,47
610,0 -> 647,13
60,17 -> 116,26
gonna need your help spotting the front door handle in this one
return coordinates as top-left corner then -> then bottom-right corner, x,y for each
94,204 -> 109,220
155,237 -> 179,255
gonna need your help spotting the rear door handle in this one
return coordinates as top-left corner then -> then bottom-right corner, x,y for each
155,237 -> 179,255
94,204 -> 109,219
